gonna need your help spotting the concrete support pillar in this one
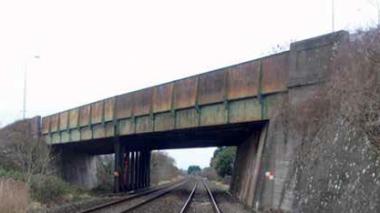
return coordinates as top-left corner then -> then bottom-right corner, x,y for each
141,149 -> 151,187
131,151 -> 136,190
58,150 -> 98,189
128,151 -> 131,190
129,151 -> 134,191
134,151 -> 138,190
142,150 -> 151,187
134,151 -> 139,190
146,150 -> 151,187
142,151 -> 146,187
126,151 -> 132,190
114,137 -> 125,193
137,151 -> 143,188
141,150 -> 148,187
122,150 -> 129,192
114,147 -> 151,192
230,124 -> 268,208
137,151 -> 141,188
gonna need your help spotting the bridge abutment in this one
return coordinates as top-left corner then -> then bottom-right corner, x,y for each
230,31 -> 350,211
57,150 -> 98,189
230,126 -> 266,208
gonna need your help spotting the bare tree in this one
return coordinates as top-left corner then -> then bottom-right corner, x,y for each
285,27 -> 380,212
0,119 -> 53,184
150,151 -> 180,185
368,0 -> 380,25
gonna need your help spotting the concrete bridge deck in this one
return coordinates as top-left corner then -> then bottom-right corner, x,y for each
42,51 -> 289,146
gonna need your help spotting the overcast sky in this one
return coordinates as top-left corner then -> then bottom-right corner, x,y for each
0,0 -> 377,169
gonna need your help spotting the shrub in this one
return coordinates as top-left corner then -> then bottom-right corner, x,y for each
286,27 -> 380,212
30,174 -> 73,204
94,155 -> 114,193
0,167 -> 24,181
210,147 -> 236,178
200,167 -> 218,180
187,165 -> 201,175
0,118 -> 95,209
150,151 -> 180,185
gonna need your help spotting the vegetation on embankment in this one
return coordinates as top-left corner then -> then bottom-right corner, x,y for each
0,119 -> 91,212
150,151 -> 182,185
280,28 -> 380,212
199,147 -> 236,185
210,147 -> 236,178
187,165 -> 201,174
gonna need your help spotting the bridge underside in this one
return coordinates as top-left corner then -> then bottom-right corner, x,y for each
52,121 -> 265,155
52,121 -> 266,192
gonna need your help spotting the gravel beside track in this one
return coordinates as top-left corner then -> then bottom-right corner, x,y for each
45,178 -> 252,213
128,180 -> 194,213
207,181 -> 251,213
129,178 -> 251,213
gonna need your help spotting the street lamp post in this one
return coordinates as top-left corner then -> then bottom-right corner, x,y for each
332,0 -> 335,32
22,62 -> 27,119
22,55 -> 40,119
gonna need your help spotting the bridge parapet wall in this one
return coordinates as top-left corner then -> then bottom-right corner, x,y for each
42,51 -> 290,144
288,30 -> 349,87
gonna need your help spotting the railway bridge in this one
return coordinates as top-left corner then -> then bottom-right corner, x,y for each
36,31 -> 349,211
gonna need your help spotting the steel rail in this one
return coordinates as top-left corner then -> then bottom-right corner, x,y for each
121,180 -> 187,212
179,182 -> 198,213
202,179 -> 221,213
80,179 -> 187,213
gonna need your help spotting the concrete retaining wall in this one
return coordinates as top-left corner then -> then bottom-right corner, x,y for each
230,31 -> 350,211
57,150 -> 98,189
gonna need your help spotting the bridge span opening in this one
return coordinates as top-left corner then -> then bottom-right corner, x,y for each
52,120 -> 268,203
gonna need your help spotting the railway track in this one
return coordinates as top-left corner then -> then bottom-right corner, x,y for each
80,180 -> 188,213
180,179 -> 221,213
80,178 -> 221,213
